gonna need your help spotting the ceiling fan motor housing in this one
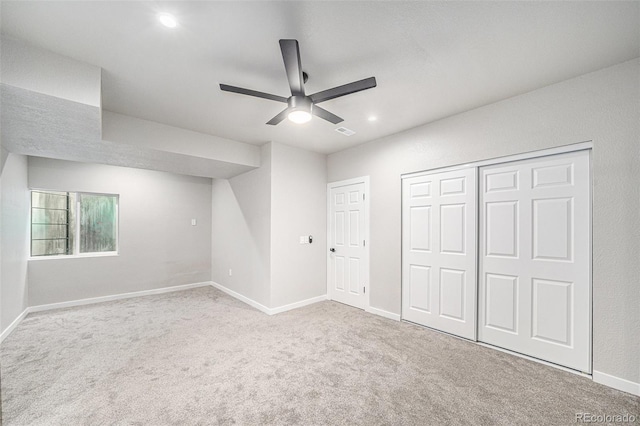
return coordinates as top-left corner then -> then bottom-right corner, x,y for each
288,96 -> 313,114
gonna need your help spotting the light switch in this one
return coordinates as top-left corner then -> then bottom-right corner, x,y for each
191,219 -> 197,226
299,236 -> 305,244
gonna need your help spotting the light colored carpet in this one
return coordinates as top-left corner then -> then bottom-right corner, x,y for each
1,286 -> 638,425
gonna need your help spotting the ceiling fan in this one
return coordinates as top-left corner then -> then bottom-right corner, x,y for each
220,39 -> 377,125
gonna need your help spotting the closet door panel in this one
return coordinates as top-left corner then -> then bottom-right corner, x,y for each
478,150 -> 591,372
402,168 -> 477,340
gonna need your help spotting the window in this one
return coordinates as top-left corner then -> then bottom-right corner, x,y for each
31,190 -> 118,257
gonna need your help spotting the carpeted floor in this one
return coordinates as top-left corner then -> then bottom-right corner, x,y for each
1,286 -> 638,425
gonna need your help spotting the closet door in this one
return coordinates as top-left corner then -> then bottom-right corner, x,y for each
402,168 -> 477,340
478,150 -> 591,372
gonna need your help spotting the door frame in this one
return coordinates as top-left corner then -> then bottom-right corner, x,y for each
326,176 -> 370,311
400,141 -> 593,374
401,141 -> 593,180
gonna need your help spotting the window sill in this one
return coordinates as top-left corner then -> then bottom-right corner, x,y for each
28,252 -> 119,261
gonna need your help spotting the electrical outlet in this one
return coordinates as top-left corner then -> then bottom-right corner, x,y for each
228,269 -> 232,276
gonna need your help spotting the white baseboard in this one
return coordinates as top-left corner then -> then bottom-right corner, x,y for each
0,307 -> 30,344
2,282 -> 213,343
210,282 -> 327,315
210,281 -> 271,315
4,282 -> 324,343
366,305 -> 401,321
270,294 -> 328,315
593,370 -> 640,396
28,281 -> 213,314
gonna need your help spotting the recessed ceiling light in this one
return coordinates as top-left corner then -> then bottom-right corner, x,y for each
368,116 -> 378,122
158,13 -> 177,28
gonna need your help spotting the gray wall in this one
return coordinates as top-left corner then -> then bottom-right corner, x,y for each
211,144 -> 272,307
27,157 -> 212,306
327,59 -> 640,383
0,153 -> 29,333
270,142 -> 327,307
211,142 -> 328,309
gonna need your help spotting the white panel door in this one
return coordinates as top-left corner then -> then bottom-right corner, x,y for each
402,168 -> 477,340
328,181 -> 368,309
479,150 -> 591,372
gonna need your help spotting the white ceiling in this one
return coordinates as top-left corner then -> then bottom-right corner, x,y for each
2,1 -> 639,154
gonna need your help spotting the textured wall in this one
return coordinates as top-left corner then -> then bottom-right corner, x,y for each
27,158 -> 212,305
0,153 -> 29,333
270,142 -> 327,308
327,59 -> 640,384
0,85 -> 256,179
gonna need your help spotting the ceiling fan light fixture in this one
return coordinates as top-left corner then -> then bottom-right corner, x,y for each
288,110 -> 312,124
287,96 -> 313,124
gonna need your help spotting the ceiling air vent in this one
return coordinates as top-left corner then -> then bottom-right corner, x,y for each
335,127 -> 356,136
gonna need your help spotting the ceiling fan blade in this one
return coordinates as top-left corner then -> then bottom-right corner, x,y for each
220,84 -> 288,103
279,39 -> 305,97
266,108 -> 290,125
312,106 -> 343,124
310,77 -> 377,104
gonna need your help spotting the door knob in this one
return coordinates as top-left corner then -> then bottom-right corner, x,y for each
330,248 -> 336,252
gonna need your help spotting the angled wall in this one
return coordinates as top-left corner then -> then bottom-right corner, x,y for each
211,144 -> 272,307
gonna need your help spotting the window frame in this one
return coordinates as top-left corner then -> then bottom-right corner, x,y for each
29,189 -> 120,260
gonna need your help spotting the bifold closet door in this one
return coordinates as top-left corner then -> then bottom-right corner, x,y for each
402,168 -> 476,340
478,150 -> 591,372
